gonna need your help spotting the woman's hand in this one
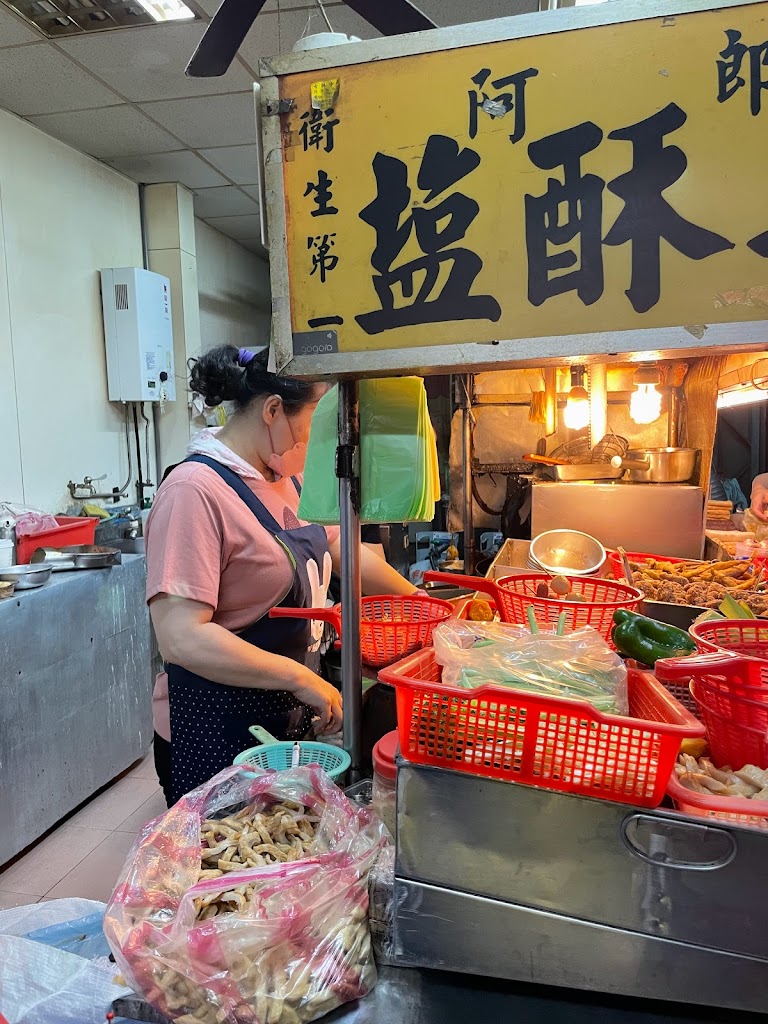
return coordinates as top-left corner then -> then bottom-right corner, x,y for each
751,475 -> 768,523
292,669 -> 343,734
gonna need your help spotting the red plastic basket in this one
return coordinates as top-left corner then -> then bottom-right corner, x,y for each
690,685 -> 768,769
607,550 -> 693,580
270,594 -> 453,670
655,651 -> 768,716
667,770 -> 768,831
424,571 -> 641,644
689,620 -> 768,659
378,649 -> 704,807
15,515 -> 98,564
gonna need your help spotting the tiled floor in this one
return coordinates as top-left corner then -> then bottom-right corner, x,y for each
0,751 -> 166,907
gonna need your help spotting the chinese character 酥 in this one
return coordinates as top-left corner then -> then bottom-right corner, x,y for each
604,103 -> 735,313
304,170 -> 338,217
355,134 -> 501,335
308,233 -> 338,283
300,108 -> 340,153
468,66 -> 539,143
717,28 -> 768,116
524,103 -> 736,314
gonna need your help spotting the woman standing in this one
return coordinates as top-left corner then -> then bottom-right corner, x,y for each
147,345 -> 416,806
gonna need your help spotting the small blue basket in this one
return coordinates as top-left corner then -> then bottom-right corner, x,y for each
234,725 -> 350,781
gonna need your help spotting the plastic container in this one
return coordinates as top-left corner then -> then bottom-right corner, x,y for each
689,620 -> 768,660
372,730 -> 398,835
15,516 -> 97,564
379,649 -> 703,807
0,527 -> 13,569
667,767 -> 768,831
424,570 -> 641,645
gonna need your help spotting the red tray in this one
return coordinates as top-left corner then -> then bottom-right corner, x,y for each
607,549 -> 692,580
15,515 -> 98,564
378,649 -> 703,807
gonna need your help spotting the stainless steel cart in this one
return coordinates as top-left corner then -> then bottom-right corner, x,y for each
393,762 -> 768,1013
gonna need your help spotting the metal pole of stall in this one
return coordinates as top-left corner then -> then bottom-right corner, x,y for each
337,379 -> 363,776
461,374 -> 476,576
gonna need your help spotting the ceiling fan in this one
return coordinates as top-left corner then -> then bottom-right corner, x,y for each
186,0 -> 438,78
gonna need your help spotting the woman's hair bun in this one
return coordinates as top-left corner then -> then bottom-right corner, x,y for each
189,344 -> 316,412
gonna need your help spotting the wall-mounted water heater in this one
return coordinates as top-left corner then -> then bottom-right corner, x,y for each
101,267 -> 176,403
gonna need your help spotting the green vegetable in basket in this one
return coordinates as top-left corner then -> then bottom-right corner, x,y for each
611,609 -> 696,667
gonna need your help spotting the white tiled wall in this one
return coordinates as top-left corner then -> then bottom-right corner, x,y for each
0,108 -> 145,512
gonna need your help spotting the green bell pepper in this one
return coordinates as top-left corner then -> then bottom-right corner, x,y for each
611,609 -> 696,667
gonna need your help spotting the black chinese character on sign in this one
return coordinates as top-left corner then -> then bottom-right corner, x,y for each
468,67 -> 539,143
748,230 -> 768,257
308,233 -> 338,283
717,29 -> 768,115
308,316 -> 344,327
304,170 -> 338,217
524,121 -> 605,307
355,134 -> 502,335
300,108 -> 340,153
604,103 -> 735,314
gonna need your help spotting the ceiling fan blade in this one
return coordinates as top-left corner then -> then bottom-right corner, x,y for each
186,0 -> 269,78
343,0 -> 437,35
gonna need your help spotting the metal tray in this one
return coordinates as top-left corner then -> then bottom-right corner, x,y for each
552,463 -> 623,482
31,545 -> 121,571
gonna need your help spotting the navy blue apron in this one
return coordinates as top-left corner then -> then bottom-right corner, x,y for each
166,454 -> 329,805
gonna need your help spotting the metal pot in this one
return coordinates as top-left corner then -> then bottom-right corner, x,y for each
613,447 -> 699,483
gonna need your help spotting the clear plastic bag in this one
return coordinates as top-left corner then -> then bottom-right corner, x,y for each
104,766 -> 390,1024
433,619 -> 628,715
0,899 -> 128,1024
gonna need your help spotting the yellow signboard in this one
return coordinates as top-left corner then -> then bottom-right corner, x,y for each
274,3 -> 768,359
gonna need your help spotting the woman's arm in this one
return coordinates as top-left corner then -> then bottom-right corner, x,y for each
329,537 -> 417,596
150,594 -> 342,731
751,473 -> 768,522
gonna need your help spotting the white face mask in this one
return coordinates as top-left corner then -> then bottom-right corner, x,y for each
266,399 -> 307,478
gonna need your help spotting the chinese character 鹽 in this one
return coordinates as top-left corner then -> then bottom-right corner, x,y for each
355,134 -> 501,335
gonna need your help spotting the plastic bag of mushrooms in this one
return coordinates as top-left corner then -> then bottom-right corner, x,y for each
103,765 -> 389,1024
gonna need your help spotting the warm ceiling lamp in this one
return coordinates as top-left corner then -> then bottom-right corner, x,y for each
630,365 -> 662,424
564,366 -> 590,430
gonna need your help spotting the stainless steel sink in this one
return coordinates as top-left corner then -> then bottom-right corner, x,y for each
112,537 -> 146,555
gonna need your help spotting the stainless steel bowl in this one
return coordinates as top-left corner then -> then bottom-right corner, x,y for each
529,530 -> 606,576
0,563 -> 53,589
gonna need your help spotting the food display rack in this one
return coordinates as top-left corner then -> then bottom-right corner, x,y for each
392,761 -> 768,1012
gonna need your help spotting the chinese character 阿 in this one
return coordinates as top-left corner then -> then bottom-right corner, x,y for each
355,134 -> 502,335
300,108 -> 340,153
717,28 -> 768,115
468,67 -> 539,143
308,233 -> 338,283
604,103 -> 735,313
304,170 -> 338,217
524,121 -> 605,307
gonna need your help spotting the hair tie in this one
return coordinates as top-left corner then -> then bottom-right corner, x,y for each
238,348 -> 255,367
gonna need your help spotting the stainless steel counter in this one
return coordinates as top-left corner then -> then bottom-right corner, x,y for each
114,964 -> 762,1024
0,555 -> 152,865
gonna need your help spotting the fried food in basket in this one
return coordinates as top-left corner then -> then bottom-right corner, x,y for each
628,558 -> 767,615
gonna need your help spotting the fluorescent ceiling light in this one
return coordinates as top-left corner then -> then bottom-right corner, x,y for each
134,0 -> 194,21
717,388 -> 768,410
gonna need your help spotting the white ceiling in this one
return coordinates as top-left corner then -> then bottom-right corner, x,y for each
0,0 -> 537,257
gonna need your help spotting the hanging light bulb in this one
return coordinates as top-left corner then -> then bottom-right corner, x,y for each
564,366 -> 590,430
630,366 -> 662,424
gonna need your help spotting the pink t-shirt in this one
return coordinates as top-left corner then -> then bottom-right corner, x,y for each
147,432 -> 339,740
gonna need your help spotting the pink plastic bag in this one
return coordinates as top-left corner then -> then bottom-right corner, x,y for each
103,766 -> 388,1024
